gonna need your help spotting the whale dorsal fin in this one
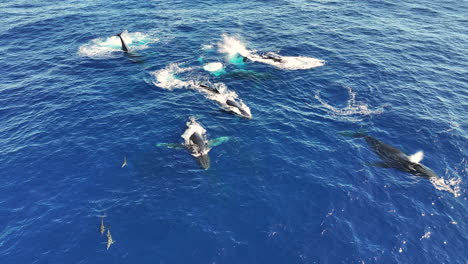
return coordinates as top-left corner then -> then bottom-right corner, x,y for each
409,151 -> 424,164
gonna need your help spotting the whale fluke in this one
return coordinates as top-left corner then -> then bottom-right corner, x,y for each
114,32 -> 130,52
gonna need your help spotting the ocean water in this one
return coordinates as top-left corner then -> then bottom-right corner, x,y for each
0,0 -> 467,263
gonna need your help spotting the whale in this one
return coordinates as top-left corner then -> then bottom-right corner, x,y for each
226,98 -> 251,119
196,83 -> 252,119
156,120 -> 229,170
182,118 -> 210,169
345,132 -> 437,178
114,32 -> 130,52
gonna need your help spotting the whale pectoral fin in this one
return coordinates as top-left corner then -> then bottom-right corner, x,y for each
208,137 -> 230,147
338,130 -> 368,138
156,143 -> 185,149
365,162 -> 394,168
409,151 -> 424,164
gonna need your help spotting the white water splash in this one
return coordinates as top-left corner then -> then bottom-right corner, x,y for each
420,231 -> 431,240
201,44 -> 214,50
315,86 -> 386,121
218,34 -> 324,70
430,176 -> 461,197
203,62 -> 224,72
218,34 -> 252,59
150,64 -> 195,90
430,159 -> 465,197
181,117 -> 209,157
78,31 -> 157,58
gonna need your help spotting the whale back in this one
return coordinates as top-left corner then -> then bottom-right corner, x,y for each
190,132 -> 206,150
364,136 -> 406,162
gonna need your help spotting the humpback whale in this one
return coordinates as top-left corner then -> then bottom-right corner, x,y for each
347,132 -> 437,178
114,32 -> 130,52
182,117 -> 210,169
226,98 -> 251,119
196,83 -> 252,119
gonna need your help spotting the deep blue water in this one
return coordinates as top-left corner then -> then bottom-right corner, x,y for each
1,0 -> 467,263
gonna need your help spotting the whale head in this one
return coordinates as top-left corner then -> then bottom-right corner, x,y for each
406,163 -> 438,178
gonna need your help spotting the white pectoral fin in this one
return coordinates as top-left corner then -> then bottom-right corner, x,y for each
409,151 -> 424,164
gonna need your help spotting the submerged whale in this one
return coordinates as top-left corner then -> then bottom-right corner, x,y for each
182,117 -> 210,169
345,132 -> 437,178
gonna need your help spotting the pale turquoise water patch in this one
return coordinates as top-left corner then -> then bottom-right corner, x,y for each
209,136 -> 230,147
156,143 -> 185,149
210,68 -> 226,76
229,53 -> 246,66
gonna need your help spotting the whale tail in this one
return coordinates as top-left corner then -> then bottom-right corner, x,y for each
114,31 -> 130,52
338,130 -> 368,138
197,154 -> 210,170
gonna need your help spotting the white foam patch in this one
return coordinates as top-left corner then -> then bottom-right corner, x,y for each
201,44 -> 214,50
315,86 -> 386,121
203,62 -> 224,72
218,34 -> 324,70
181,118 -> 209,157
150,64 -> 195,90
430,177 -> 461,197
78,30 -> 158,58
429,160 -> 464,197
